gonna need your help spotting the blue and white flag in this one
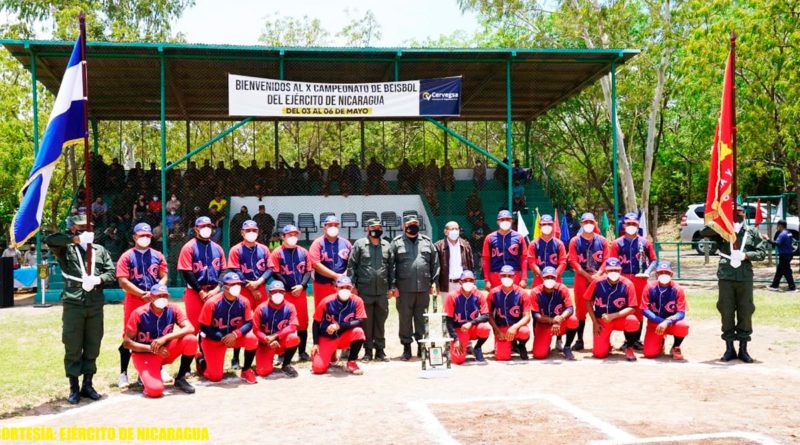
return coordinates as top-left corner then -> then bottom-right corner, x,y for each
10,36 -> 86,247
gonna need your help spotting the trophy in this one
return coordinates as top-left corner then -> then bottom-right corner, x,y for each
419,290 -> 452,372
635,240 -> 650,278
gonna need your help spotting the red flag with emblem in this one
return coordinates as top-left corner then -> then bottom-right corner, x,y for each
704,43 -> 737,243
754,199 -> 763,226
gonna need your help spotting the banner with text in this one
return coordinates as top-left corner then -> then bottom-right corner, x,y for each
228,75 -> 461,118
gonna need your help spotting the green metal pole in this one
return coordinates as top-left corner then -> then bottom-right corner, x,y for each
91,118 -> 98,154
159,49 -> 168,256
29,48 -> 44,305
185,121 -> 190,154
167,118 -> 254,171
443,121 -> 449,166
506,59 -> 513,212
611,62 -> 620,228
424,118 -> 508,168
273,121 -> 279,162
524,121 -> 531,168
360,120 -> 365,168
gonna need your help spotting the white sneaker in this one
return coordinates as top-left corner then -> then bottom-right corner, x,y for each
118,372 -> 129,388
767,286 -> 781,292
555,338 -> 564,352
161,368 -> 174,384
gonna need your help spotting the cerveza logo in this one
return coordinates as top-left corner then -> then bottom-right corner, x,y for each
422,91 -> 459,101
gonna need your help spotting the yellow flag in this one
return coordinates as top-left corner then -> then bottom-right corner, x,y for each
532,208 -> 541,239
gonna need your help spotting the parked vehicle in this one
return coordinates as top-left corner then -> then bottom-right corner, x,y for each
680,203 -> 799,254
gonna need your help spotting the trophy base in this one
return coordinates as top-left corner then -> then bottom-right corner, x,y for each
634,273 -> 650,278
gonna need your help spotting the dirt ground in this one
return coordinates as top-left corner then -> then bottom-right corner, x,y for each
1,313 -> 799,445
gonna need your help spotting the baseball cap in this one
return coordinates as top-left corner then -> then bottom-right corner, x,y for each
539,214 -> 554,225
242,220 -> 258,230
335,275 -> 353,287
323,215 -> 340,226
623,212 -> 640,225
580,213 -> 596,223
133,222 -> 152,235
268,281 -> 285,292
195,216 -> 212,227
541,266 -> 557,278
604,257 -> 623,271
655,261 -> 673,274
149,284 -> 169,296
366,218 -> 381,227
499,265 -> 515,275
497,210 -> 513,220
403,214 -> 419,225
282,224 -> 300,235
222,271 -> 244,285
460,270 -> 476,281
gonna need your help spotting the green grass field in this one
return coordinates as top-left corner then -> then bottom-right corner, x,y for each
0,289 -> 797,418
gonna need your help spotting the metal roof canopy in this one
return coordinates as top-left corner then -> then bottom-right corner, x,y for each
2,40 -> 638,121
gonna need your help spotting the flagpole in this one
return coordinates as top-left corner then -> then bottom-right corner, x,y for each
730,31 -> 737,216
79,12 -> 92,269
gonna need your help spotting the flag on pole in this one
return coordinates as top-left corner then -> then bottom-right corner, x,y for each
704,44 -> 737,243
10,36 -> 86,247
559,212 -> 571,244
754,199 -> 763,226
553,208 -> 562,239
600,211 -> 610,238
532,208 -> 541,239
639,209 -> 648,238
516,210 -> 530,238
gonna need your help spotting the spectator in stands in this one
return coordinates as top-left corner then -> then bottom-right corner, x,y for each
290,161 -> 307,194
184,161 -> 200,186
166,208 -> 182,231
2,243 -> 22,268
98,225 -> 126,261
246,160 -> 260,190
199,159 -> 214,178
425,160 -> 440,188
466,190 -> 482,218
91,197 -> 108,226
129,161 -> 145,184
147,195 -> 162,216
422,181 -> 439,215
469,226 -> 486,277
342,158 -> 362,196
441,161 -> 455,192
473,159 -> 487,191
230,160 -> 247,194
512,159 -> 532,184
230,206 -> 251,245
215,161 -> 230,190
253,205 -> 275,244
132,194 -> 148,224
208,205 -> 225,243
366,157 -> 387,195
261,161 -> 276,195
189,206 -> 203,226
108,157 -> 125,191
24,244 -> 37,266
512,180 -> 526,213
275,161 -> 289,195
324,160 -> 342,196
144,162 -> 159,192
151,222 -> 164,245
208,194 -> 228,214
397,159 -> 413,194
494,158 -> 508,186
413,163 -> 426,191
166,194 -> 181,214
253,183 -> 265,201
267,231 -> 281,250
307,159 -> 324,192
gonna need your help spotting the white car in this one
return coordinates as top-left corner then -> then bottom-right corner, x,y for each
680,202 -> 799,254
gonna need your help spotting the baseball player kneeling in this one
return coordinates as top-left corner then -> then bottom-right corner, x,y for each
584,258 -> 641,361
254,281 -> 300,378
641,261 -> 689,360
311,276 -> 367,375
198,272 -> 259,383
530,266 -> 579,360
445,271 -> 491,364
123,284 -> 197,397
487,265 -> 532,361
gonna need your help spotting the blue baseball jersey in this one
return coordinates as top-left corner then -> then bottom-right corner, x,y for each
126,304 -> 186,345
178,238 -> 226,287
116,248 -> 167,291
253,301 -> 298,336
583,276 -> 638,318
269,245 -> 311,288
229,242 -> 271,281
610,236 -> 656,275
640,282 -> 687,319
313,295 -> 367,339
444,290 -> 489,327
482,230 -> 527,273
487,285 -> 531,326
198,294 -> 253,340
309,236 -> 352,284
530,282 -> 574,318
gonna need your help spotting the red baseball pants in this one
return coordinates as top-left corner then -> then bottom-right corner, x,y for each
450,323 -> 491,365
312,328 -> 365,374
532,315 -> 579,359
592,315 -> 640,358
494,325 -> 531,361
132,335 -> 198,398
202,332 -> 258,382
256,333 -> 301,376
643,321 -> 689,358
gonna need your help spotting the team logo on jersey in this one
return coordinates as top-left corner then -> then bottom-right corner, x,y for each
211,257 -> 222,270
612,297 -> 626,309
508,305 -> 521,318
147,263 -> 160,277
594,297 -> 608,308
664,301 -> 677,313
161,323 -> 174,336
548,253 -> 559,266
192,261 -> 207,274
338,248 -> 350,260
212,316 -> 244,329
343,313 -> 355,324
553,303 -> 564,315
507,243 -> 520,256
137,332 -> 154,343
592,250 -> 605,264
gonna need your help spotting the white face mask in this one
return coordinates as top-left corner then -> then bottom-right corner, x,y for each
135,236 -> 151,248
326,226 -> 340,237
228,285 -> 242,297
658,274 -> 672,285
337,288 -> 352,300
733,222 -> 743,233
244,232 -> 258,243
501,277 -> 514,288
153,297 -> 168,309
625,225 -> 639,236
270,293 -> 284,305
447,229 -> 460,241
544,279 -> 556,289
607,272 -> 621,282
461,282 -> 475,293
286,236 -> 299,247
198,227 -> 213,239
583,224 -> 595,234
541,226 -> 553,236
499,221 -> 512,231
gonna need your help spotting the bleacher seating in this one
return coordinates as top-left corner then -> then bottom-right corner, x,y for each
276,212 -> 295,230
297,213 -> 317,241
340,212 -> 359,239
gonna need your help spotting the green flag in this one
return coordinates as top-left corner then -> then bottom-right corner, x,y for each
600,211 -> 610,238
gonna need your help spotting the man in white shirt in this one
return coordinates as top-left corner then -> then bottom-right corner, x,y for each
2,244 -> 22,268
434,221 -> 474,296
23,244 -> 37,266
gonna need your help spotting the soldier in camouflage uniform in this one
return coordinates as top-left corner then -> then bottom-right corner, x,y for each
44,213 -> 116,404
701,208 -> 768,363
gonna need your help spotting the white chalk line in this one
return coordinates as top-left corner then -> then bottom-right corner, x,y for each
590,431 -> 780,445
0,393 -> 137,428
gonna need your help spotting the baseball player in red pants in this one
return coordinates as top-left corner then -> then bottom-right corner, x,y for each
567,212 -> 610,351
482,210 -> 528,290
641,262 -> 689,360
610,212 -> 657,350
198,272 -> 259,383
123,284 -> 196,397
527,215 -> 567,288
311,276 -> 367,375
269,225 -> 312,362
530,267 -> 579,360
487,265 -> 532,361
445,271 -> 491,364
115,222 -> 168,388
309,215 -> 352,311
228,219 -> 272,370
584,258 -> 640,361
254,281 -> 300,378
177,216 -> 226,335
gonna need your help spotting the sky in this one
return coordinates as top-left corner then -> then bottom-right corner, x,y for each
176,0 -> 481,46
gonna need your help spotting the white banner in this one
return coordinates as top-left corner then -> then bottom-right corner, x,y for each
228,75 -> 461,118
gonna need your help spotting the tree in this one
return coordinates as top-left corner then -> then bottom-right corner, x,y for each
258,13 -> 330,47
